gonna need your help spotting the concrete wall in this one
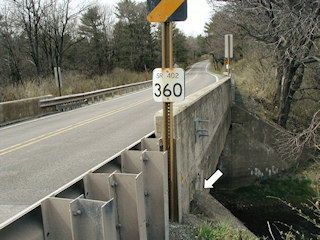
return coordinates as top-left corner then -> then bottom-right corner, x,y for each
155,77 -> 232,215
216,105 -> 292,190
0,95 -> 53,125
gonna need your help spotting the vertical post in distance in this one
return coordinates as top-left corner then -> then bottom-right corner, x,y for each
54,67 -> 62,97
162,22 -> 177,222
57,68 -> 62,97
224,34 -> 233,76
228,35 -> 231,76
55,47 -> 62,97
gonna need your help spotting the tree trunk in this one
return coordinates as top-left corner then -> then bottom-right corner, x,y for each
277,62 -> 302,127
3,36 -> 22,84
273,65 -> 283,107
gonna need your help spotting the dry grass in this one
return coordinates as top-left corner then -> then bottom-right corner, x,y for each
233,45 -> 277,106
233,42 -> 320,131
1,68 -> 150,102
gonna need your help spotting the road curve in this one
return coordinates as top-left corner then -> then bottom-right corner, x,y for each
0,60 -> 220,223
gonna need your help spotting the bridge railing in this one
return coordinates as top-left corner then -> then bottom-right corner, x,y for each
39,80 -> 152,111
0,132 -> 169,240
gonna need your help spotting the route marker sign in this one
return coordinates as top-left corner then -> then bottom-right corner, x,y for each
152,68 -> 185,102
147,0 -> 187,22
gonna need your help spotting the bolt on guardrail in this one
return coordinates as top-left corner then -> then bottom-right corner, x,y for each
0,133 -> 170,240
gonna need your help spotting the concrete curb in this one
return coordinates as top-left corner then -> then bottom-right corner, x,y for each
192,191 -> 258,238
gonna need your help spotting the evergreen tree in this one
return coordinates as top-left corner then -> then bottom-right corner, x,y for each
172,25 -> 189,66
80,6 -> 106,75
113,0 -> 156,72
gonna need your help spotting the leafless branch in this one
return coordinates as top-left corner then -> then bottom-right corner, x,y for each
276,109 -> 320,162
292,96 -> 320,103
267,221 -> 276,240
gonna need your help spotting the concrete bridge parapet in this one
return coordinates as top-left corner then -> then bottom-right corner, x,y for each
155,76 -> 232,215
0,95 -> 53,125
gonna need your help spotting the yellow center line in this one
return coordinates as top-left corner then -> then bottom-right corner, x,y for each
1,74 -> 199,156
0,97 -> 152,156
186,74 -> 198,84
0,125 -> 78,153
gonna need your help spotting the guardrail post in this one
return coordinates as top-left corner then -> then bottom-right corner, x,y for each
121,150 -> 169,240
83,173 -> 114,201
41,196 -> 117,240
0,133 -> 160,240
141,138 -> 162,151
110,172 -> 147,240
41,197 -> 74,240
70,197 -> 116,240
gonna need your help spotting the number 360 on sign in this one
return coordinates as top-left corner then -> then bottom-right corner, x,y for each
152,68 -> 185,103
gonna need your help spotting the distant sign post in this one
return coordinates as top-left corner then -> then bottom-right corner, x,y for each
225,34 -> 233,76
54,67 -> 62,96
148,0 -> 187,222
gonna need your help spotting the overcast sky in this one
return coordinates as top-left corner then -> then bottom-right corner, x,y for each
99,0 -> 212,37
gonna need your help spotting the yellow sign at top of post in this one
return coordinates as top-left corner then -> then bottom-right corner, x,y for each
147,0 -> 187,23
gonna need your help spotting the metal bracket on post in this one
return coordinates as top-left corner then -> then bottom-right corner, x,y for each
195,118 -> 209,142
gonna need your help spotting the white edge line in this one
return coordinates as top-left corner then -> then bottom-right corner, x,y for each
0,131 -> 155,229
186,62 -> 199,74
205,63 -> 219,82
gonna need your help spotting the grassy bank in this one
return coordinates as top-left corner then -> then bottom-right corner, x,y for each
1,68 -> 149,102
213,161 -> 320,239
197,222 -> 258,240
169,214 -> 258,240
222,177 -> 316,203
230,43 -> 320,131
217,161 -> 319,204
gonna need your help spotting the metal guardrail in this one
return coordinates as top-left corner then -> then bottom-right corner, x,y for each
0,132 -> 169,240
39,80 -> 152,110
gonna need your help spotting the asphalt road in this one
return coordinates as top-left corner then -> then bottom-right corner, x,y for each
0,60 -> 221,223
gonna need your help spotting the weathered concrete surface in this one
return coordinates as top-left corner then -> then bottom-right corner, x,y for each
155,77 -> 232,215
0,95 -> 53,125
217,105 -> 291,190
192,191 -> 257,239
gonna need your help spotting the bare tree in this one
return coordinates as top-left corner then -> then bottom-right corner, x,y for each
204,8 -> 245,70
41,0 -> 87,73
10,0 -> 49,75
277,109 -> 320,163
0,8 -> 23,84
209,0 -> 320,127
101,5 -> 115,73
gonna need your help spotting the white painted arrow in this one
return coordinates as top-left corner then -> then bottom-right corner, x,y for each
204,169 -> 223,189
